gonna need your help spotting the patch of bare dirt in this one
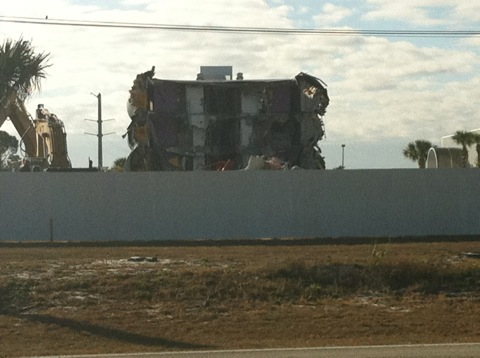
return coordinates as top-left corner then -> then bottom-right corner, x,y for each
1,240 -> 480,357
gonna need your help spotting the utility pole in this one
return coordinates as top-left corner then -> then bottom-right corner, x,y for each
85,93 -> 114,170
341,144 -> 346,169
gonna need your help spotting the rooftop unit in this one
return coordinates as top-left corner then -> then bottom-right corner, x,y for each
198,66 -> 233,80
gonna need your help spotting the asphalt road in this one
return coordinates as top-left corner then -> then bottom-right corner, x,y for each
44,343 -> 480,358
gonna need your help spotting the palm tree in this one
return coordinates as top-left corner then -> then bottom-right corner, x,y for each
0,38 -> 51,156
403,140 -> 433,168
0,38 -> 50,103
451,131 -> 477,168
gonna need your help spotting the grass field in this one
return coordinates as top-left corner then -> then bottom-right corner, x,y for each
1,239 -> 480,357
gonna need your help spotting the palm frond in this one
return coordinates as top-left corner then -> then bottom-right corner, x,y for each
403,140 -> 432,168
0,38 -> 51,101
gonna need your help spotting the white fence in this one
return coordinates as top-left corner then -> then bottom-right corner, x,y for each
1,169 -> 479,241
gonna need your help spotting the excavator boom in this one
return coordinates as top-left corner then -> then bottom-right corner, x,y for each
0,93 -> 71,170
0,93 -> 38,158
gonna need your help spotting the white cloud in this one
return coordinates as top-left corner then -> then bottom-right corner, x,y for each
313,3 -> 353,26
453,3 -> 480,22
364,2 -> 440,26
298,6 -> 309,15
1,0 -> 480,168
311,36 -> 480,142
364,0 -> 480,26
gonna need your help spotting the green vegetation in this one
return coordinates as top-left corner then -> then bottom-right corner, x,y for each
451,130 -> 480,167
403,132 -> 480,168
402,140 -> 432,168
0,37 -> 50,103
0,38 -> 50,170
0,130 -> 19,170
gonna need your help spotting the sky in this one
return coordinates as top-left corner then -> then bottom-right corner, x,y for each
1,0 -> 479,169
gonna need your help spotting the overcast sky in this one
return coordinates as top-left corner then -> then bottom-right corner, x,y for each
1,0 -> 479,169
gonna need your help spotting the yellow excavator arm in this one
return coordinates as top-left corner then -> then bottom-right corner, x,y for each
0,93 -> 71,170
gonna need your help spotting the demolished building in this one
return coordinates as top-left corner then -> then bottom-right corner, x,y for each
125,66 -> 329,171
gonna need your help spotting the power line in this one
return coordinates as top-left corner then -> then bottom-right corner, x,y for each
1,15 -> 479,37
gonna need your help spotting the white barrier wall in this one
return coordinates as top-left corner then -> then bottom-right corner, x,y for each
1,169 -> 479,241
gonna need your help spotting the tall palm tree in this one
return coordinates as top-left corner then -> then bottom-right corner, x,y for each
451,130 -> 477,168
403,140 -> 432,168
0,38 -> 51,156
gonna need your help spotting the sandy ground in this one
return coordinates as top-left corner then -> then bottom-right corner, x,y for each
1,239 -> 480,357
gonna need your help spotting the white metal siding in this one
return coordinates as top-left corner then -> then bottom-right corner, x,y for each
1,169 -> 478,241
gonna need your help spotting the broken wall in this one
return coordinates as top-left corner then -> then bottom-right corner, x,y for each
147,77 -> 326,170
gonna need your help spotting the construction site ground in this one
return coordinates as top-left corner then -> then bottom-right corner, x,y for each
1,238 -> 480,357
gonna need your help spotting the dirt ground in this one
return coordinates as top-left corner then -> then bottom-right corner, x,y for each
1,239 -> 480,357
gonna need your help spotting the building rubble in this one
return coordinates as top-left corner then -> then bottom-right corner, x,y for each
124,66 -> 329,171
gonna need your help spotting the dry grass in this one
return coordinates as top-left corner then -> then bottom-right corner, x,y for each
1,239 -> 480,357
